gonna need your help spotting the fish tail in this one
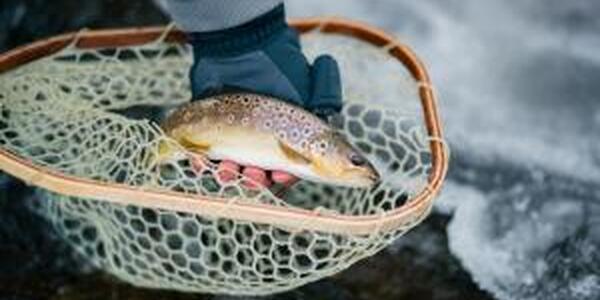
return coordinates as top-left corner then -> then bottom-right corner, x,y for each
151,140 -> 184,166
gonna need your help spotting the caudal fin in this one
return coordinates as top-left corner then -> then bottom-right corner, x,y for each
150,140 -> 186,166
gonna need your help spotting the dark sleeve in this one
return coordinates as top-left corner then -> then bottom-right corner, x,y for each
163,0 -> 283,32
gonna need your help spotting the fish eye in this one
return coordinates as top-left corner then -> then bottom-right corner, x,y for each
349,153 -> 367,167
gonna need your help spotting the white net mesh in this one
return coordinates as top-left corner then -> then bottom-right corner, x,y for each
0,28 -> 435,295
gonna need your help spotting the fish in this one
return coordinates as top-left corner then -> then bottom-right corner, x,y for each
158,93 -> 379,188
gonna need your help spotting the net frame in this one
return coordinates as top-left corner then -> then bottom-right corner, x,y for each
0,17 -> 448,237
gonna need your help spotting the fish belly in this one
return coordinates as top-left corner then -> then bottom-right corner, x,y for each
195,127 -> 310,177
209,136 -> 286,169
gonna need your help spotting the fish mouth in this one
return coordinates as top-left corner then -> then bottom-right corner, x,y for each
363,171 -> 381,187
362,163 -> 381,185
354,176 -> 379,188
368,172 -> 380,184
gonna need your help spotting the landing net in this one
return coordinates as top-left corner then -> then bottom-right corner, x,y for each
0,20 -> 447,295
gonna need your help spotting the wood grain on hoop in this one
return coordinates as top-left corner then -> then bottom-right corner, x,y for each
0,18 -> 448,236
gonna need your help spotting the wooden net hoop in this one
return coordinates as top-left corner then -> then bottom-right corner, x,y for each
0,17 -> 448,236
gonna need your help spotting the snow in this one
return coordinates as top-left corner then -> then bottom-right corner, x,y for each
441,182 -> 599,300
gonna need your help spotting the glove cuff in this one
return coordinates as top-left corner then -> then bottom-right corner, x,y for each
188,4 -> 287,57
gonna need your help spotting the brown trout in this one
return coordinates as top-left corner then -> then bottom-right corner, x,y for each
159,93 -> 379,187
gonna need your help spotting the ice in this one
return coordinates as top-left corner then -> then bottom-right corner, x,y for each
441,182 -> 600,300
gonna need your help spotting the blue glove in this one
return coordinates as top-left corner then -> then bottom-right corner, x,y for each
186,4 -> 342,119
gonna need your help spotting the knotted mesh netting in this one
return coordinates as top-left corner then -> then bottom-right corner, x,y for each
0,26 -> 436,295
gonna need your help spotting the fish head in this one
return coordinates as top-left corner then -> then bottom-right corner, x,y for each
310,132 -> 380,188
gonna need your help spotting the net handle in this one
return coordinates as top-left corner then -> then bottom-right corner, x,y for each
0,17 -> 448,236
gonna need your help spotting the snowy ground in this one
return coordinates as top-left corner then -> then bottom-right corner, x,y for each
1,1 -> 599,299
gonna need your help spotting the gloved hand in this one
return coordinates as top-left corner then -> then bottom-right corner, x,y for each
187,3 -> 342,120
184,4 -> 343,189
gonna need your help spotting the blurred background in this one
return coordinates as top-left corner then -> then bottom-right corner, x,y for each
0,0 -> 598,299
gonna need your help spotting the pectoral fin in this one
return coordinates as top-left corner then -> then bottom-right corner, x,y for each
311,156 -> 333,177
152,137 -> 209,167
179,136 -> 211,153
278,140 -> 311,165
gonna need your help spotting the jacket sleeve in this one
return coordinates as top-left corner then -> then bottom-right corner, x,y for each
164,0 -> 283,32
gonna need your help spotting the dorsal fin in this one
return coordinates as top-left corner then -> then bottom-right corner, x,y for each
278,140 -> 311,164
